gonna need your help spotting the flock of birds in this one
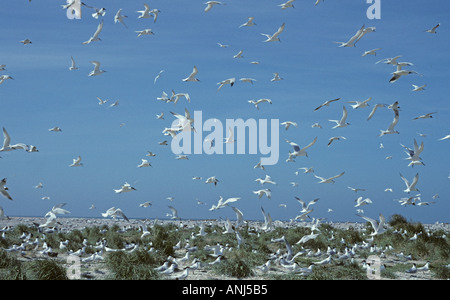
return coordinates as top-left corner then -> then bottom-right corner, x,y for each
0,1 -> 449,241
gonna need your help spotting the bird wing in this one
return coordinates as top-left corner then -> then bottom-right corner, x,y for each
410,173 -> 419,189
92,20 -> 104,39
1,189 -> 12,200
285,139 -> 300,152
346,24 -> 365,44
358,214 -> 378,231
330,171 -> 345,180
301,137 -> 318,151
272,23 -> 285,39
340,106 -> 348,122
387,110 -> 399,131
2,127 -> 11,148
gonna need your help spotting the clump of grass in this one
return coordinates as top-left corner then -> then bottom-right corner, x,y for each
26,259 -> 68,280
213,256 -> 253,278
307,262 -> 366,280
106,250 -> 160,280
433,264 -> 450,279
0,249 -> 27,280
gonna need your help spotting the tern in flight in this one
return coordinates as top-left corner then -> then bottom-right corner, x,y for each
314,172 -> 345,184
239,17 -> 256,28
137,3 -> 151,18
69,56 -> 78,70
314,98 -> 340,111
285,137 -> 317,158
400,173 -> 420,193
114,9 -> 128,27
261,23 -> 285,42
329,106 -> 350,128
347,97 -> 371,109
358,213 -> 386,236
88,61 -> 106,76
413,112 -> 437,120
362,48 -> 382,56
69,156 -> 83,167
0,127 -> 29,152
182,66 -> 200,82
102,207 -> 129,222
0,178 -> 13,201
426,23 -> 440,34
82,20 -> 104,44
411,84 -> 426,92
379,107 -> 400,137
114,182 -> 136,194
204,1 -> 222,12
334,24 -> 365,47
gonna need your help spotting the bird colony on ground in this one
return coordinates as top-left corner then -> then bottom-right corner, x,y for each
0,1 -> 448,229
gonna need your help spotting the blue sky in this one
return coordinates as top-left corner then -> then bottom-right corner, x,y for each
0,0 -> 449,224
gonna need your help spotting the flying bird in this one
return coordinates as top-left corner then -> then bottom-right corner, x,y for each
362,48 -> 382,56
254,189 -> 272,200
88,61 -> 106,76
314,172 -> 345,184
137,3 -> 151,18
285,136 -> 317,158
426,23 -> 440,34
204,1 -> 222,12
261,23 -> 285,42
0,178 -> 13,201
69,56 -> 78,70
0,127 -> 29,152
239,17 -> 256,28
182,66 -> 200,82
329,106 -> 350,128
314,98 -> 340,111
69,156 -> 83,167
413,112 -> 437,120
400,173 -> 420,193
358,213 -> 386,236
114,182 -> 136,194
114,8 -> 128,27
82,20 -> 104,44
